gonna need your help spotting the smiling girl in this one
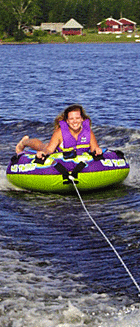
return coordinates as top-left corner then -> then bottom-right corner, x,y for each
16,104 -> 102,158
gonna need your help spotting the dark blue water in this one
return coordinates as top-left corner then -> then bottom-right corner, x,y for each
0,43 -> 140,326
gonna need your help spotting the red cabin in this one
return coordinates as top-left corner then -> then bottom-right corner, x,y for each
97,17 -> 123,34
62,18 -> 83,36
119,18 -> 136,32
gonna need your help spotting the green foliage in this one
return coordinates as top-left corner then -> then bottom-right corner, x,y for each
33,29 -> 47,37
100,19 -> 107,30
0,0 -> 40,32
14,29 -> 25,41
32,29 -> 48,41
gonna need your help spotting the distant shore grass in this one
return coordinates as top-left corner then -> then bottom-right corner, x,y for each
1,29 -> 140,44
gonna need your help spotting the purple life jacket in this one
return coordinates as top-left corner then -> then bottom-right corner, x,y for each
57,119 -> 91,155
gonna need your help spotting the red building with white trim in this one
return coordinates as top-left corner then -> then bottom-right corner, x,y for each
97,17 -> 137,34
97,18 -> 123,34
119,18 -> 136,32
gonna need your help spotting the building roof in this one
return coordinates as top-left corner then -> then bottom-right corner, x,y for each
62,18 -> 83,29
97,17 -> 123,26
119,18 -> 136,25
41,23 -> 64,32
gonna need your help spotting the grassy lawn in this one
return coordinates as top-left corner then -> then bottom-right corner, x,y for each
1,29 -> 140,44
64,29 -> 140,43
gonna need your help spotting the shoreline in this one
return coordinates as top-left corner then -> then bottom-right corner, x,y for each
1,31 -> 140,45
1,40 -> 140,45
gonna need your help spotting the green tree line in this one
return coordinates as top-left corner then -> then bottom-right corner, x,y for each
0,0 -> 140,37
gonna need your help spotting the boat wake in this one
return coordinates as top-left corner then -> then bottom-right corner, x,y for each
0,245 -> 140,327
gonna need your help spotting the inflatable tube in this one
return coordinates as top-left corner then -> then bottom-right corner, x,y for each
6,149 -> 130,193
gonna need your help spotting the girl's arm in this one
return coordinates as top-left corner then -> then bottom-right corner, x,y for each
36,128 -> 62,158
90,130 -> 102,155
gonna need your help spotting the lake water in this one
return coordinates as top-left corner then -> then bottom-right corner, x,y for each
0,43 -> 140,326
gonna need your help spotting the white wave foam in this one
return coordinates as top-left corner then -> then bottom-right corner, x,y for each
120,210 -> 140,223
129,130 -> 140,142
0,166 -> 19,191
0,247 -> 140,327
124,160 -> 140,188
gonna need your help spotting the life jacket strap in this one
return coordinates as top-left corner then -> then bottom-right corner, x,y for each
63,149 -> 77,159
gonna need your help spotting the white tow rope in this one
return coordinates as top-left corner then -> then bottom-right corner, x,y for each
69,175 -> 140,295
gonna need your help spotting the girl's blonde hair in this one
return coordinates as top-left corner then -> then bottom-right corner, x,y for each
54,104 -> 91,130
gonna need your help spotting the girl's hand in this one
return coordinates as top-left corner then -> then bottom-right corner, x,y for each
95,147 -> 102,155
36,151 -> 46,159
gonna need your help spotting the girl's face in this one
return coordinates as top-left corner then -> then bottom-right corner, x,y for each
66,110 -> 83,133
